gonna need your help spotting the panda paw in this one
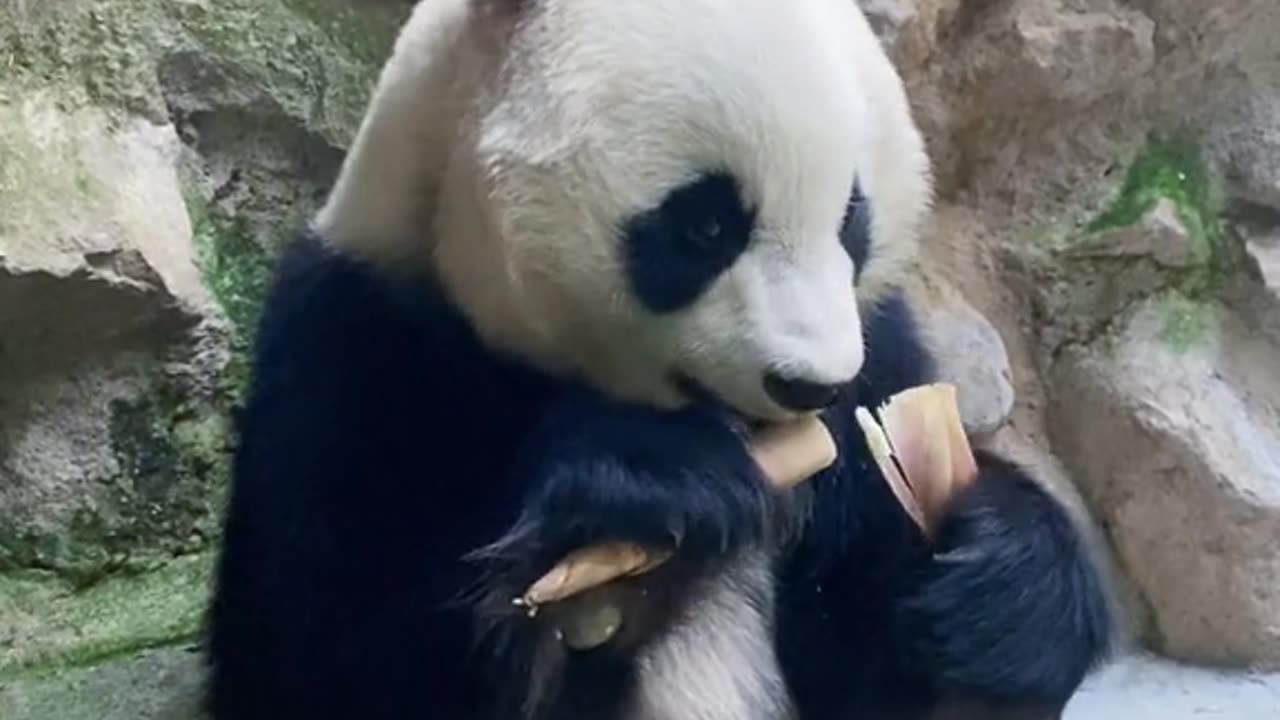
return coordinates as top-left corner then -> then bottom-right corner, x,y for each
896,450 -> 1113,708
465,394 -> 796,620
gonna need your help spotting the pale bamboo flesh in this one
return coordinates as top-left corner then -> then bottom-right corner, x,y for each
855,383 -> 979,539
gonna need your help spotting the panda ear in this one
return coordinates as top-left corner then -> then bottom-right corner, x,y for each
314,0 -> 483,263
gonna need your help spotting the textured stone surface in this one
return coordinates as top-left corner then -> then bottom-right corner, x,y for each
0,92 -> 234,580
912,276 -> 1016,436
959,2 -> 1156,109
1065,652 -> 1280,719
0,0 -> 404,671
859,0 -> 1280,226
1210,91 -> 1280,211
1244,226 -> 1280,299
0,93 -> 213,369
1066,198 -> 1198,268
857,0 -> 957,72
0,554 -> 212,674
1049,297 -> 1280,667
0,646 -> 206,720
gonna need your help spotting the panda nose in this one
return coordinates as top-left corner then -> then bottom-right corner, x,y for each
763,372 -> 842,412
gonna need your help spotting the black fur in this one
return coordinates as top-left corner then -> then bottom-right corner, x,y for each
840,181 -> 872,281
205,232 -> 1112,720
623,170 -> 756,313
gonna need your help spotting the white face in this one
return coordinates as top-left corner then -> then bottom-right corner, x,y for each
429,0 -> 932,421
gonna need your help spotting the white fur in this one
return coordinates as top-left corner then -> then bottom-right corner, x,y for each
317,3 -> 931,713
318,0 -> 932,422
626,553 -> 793,720
315,0 -> 471,264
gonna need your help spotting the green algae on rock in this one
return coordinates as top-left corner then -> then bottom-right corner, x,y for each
0,553 -> 212,677
1082,132 -> 1235,299
0,371 -> 233,586
1,0 -> 402,584
0,645 -> 205,720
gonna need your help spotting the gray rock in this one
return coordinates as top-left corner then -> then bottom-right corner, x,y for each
915,278 -> 1016,436
1049,296 -> 1280,668
0,646 -> 206,720
1065,652 -> 1280,719
1245,227 -> 1280,299
1067,198 -> 1200,268
857,0 -> 921,51
856,0 -> 957,71
1,554 -> 212,674
1211,91 -> 1280,211
1028,198 -> 1210,361
0,92 -> 214,374
0,92 -> 231,578
988,2 -> 1156,108
1139,0 -> 1280,93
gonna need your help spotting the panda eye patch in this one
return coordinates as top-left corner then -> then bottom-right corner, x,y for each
840,181 -> 873,282
623,171 -> 754,314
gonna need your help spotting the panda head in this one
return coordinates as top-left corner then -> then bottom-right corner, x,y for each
320,0 -> 933,422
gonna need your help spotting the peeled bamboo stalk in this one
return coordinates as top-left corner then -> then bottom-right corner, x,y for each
855,383 -> 979,539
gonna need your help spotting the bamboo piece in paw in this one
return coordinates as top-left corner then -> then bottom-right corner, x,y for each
515,415 -> 837,609
517,543 -> 672,613
855,383 -> 979,539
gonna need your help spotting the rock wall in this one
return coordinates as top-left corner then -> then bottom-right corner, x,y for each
861,0 -> 1280,669
0,0 -> 1277,695
0,0 -> 409,678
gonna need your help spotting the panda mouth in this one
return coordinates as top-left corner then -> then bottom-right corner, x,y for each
669,371 -> 774,430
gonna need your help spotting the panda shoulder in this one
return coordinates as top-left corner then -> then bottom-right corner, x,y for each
312,0 -> 488,264
249,232 -> 395,367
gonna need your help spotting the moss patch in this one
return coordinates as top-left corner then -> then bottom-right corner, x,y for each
102,382 -> 233,555
1074,132 -> 1234,351
0,646 -> 203,720
281,0 -> 405,70
0,0 -> 173,117
2,0 -> 399,578
0,553 -> 212,677
0,0 -> 405,689
1087,133 -> 1221,240
187,193 -> 273,344
1083,133 -> 1228,286
2,0 -> 402,141
169,0 -> 401,146
1154,291 -> 1214,354
181,181 -> 276,403
0,377 -> 233,586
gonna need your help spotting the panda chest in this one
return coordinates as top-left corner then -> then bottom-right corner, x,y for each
622,552 -> 796,720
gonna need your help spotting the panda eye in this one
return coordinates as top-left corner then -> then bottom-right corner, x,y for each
670,173 -> 750,257
684,215 -> 724,251
621,170 -> 754,313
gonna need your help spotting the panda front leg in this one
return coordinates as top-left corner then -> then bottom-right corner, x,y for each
466,390 -> 800,720
779,291 -> 1117,719
893,447 -> 1114,718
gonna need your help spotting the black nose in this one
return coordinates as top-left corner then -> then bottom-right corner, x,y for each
763,372 -> 842,412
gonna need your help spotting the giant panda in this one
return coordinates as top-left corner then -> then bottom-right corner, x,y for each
204,1 -> 1114,719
